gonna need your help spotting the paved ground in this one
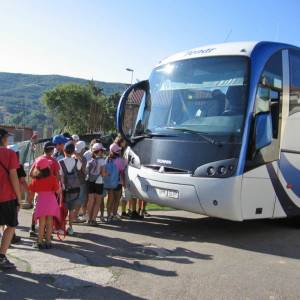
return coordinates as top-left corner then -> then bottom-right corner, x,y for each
1,209 -> 300,300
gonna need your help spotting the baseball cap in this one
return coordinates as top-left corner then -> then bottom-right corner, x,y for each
0,128 -> 12,140
72,134 -> 80,142
43,141 -> 55,151
92,143 -> 106,152
75,140 -> 86,153
52,134 -> 69,145
64,141 -> 75,152
35,157 -> 50,170
109,143 -> 122,154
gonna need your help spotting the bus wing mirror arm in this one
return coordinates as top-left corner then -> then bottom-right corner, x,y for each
254,112 -> 273,151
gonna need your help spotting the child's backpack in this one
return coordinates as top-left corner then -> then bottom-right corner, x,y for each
59,159 -> 81,193
87,158 -> 100,183
103,158 -> 120,189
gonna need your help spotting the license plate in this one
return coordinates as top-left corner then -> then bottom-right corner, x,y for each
154,187 -> 179,199
167,190 -> 179,199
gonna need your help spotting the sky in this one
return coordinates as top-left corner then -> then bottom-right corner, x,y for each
0,0 -> 300,84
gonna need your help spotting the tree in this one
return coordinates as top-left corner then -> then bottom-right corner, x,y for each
42,82 -> 121,135
42,84 -> 94,134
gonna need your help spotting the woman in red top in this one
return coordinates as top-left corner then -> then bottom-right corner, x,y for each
29,157 -> 60,249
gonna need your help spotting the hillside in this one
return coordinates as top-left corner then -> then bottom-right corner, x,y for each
0,72 -> 128,131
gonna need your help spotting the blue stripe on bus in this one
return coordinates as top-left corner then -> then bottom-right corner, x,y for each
278,153 -> 300,197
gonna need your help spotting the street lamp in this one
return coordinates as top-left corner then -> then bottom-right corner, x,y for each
126,68 -> 134,85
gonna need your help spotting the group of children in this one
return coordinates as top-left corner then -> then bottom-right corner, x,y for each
27,133 -> 149,250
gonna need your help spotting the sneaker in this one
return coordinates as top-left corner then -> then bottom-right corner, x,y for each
11,235 -> 21,244
100,216 -> 106,222
29,230 -> 37,237
142,210 -> 151,217
121,212 -> 129,218
45,241 -> 52,249
130,211 -> 144,220
90,220 -> 98,227
32,241 -> 44,250
112,215 -> 121,221
107,216 -> 113,223
127,209 -> 132,217
73,218 -> 86,224
0,256 -> 15,269
67,227 -> 74,236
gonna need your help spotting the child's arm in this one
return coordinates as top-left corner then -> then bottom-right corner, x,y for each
120,170 -> 125,186
100,165 -> 108,177
27,191 -> 35,205
20,177 -> 29,193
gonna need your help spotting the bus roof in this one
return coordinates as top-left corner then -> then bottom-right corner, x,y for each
157,41 -> 294,66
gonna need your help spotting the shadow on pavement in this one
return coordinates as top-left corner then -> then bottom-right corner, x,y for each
90,214 -> 300,260
0,270 -> 145,300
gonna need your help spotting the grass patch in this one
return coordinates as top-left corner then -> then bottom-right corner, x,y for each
146,203 -> 175,211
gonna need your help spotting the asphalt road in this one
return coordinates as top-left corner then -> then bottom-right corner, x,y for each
1,209 -> 300,300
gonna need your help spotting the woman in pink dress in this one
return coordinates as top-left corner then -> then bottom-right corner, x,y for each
29,157 -> 60,249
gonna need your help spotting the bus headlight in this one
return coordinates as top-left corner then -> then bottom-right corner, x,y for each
207,166 -> 216,176
194,158 -> 237,178
218,166 -> 226,175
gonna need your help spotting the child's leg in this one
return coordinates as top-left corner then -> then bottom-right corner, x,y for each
31,196 -> 37,231
92,194 -> 101,221
45,216 -> 53,241
69,209 -> 76,228
87,193 -> 95,221
132,198 -> 137,212
100,197 -> 105,217
138,199 -> 143,213
113,189 -> 122,216
38,217 -> 46,242
107,190 -> 113,217
121,201 -> 127,214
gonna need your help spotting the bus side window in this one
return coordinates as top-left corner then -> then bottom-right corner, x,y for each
255,52 -> 283,139
246,51 -> 283,171
289,49 -> 300,115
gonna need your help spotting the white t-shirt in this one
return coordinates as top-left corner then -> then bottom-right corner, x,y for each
87,157 -> 106,184
59,157 -> 82,174
83,150 -> 93,162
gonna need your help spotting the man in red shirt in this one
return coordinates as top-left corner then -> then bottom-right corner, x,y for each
0,128 -> 21,269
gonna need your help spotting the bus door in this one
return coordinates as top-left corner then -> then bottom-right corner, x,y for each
242,50 -> 284,219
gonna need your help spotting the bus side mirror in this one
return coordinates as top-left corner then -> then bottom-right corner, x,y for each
116,80 -> 149,143
254,112 -> 273,151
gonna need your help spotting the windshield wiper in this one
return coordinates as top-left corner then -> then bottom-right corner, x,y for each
131,132 -> 177,141
166,127 -> 222,146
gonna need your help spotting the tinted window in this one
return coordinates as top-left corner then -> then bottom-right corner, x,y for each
289,49 -> 300,115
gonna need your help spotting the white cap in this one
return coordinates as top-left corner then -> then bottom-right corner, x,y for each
72,134 -> 80,142
92,143 -> 106,152
75,140 -> 86,153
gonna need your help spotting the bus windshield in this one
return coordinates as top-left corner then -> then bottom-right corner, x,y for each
134,56 -> 249,141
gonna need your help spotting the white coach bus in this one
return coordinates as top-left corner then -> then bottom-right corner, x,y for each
117,41 -> 300,221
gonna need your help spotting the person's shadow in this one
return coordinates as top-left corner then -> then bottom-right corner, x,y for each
0,269 -> 145,300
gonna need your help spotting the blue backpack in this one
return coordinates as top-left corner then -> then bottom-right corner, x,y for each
103,158 -> 120,189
